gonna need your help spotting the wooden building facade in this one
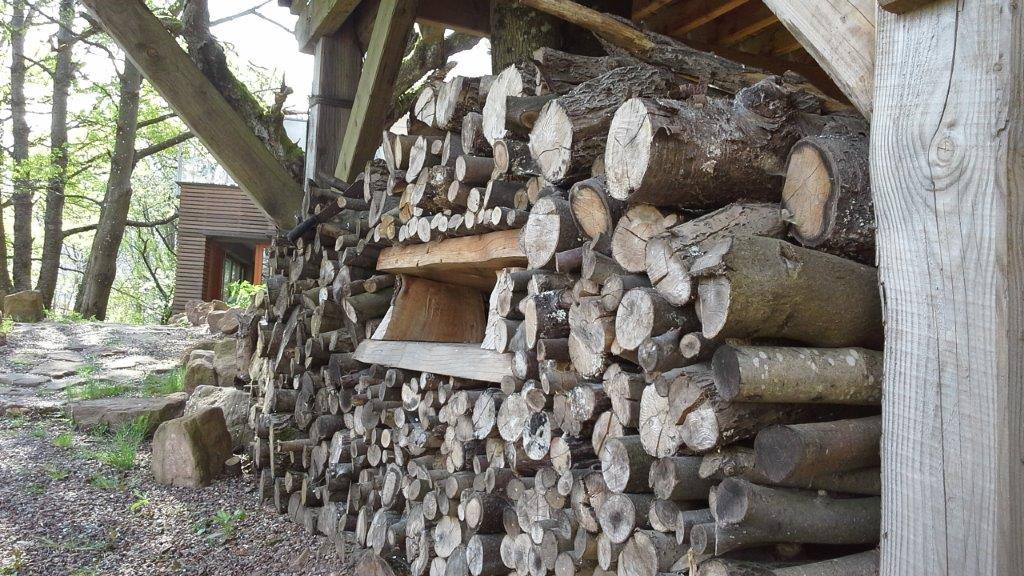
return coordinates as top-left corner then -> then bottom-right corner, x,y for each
171,182 -> 277,313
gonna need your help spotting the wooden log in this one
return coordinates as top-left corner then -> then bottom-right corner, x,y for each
679,332 -> 718,364
754,416 -> 881,484
610,205 -> 678,273
462,112 -> 492,156
456,155 -> 496,186
521,196 -> 584,270
618,530 -> 686,576
596,492 -> 654,544
693,235 -> 883,349
483,63 -> 538,145
343,287 -> 395,324
531,47 -> 639,95
713,345 -> 883,405
646,202 -> 786,306
781,132 -> 874,264
637,328 -> 685,373
505,94 -> 556,137
436,76 -> 481,131
649,456 -> 714,501
600,435 -> 656,493
614,287 -> 699,351
529,65 -> 683,185
493,138 -> 538,178
712,478 -> 880,553
604,78 -> 833,207
568,176 -> 625,254
441,131 -> 465,167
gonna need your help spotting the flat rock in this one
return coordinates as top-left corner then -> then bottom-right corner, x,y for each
70,393 -> 187,431
46,350 -> 87,363
0,373 -> 51,388
29,359 -> 84,378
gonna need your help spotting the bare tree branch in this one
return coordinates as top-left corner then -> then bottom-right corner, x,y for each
209,0 -> 272,26
61,212 -> 179,238
137,112 -> 178,128
133,131 -> 194,162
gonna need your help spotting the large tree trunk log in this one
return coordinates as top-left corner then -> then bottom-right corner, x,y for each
529,65 -> 683,185
712,345 -> 883,405
604,77 -> 831,208
781,132 -> 874,264
692,235 -> 883,349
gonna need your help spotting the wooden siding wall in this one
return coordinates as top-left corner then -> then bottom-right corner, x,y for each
172,182 -> 279,313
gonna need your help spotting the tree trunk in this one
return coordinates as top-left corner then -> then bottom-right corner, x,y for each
489,0 -> 564,71
37,0 -> 76,307
9,0 -> 32,291
75,61 -> 143,320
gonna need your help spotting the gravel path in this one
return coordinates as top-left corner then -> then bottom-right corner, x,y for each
0,415 -> 359,575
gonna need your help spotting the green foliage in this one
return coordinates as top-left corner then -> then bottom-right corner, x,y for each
0,549 -> 25,575
0,315 -> 12,337
30,424 -> 48,438
195,509 -> 247,543
88,416 -> 149,470
44,309 -> 89,323
65,380 -> 130,401
225,280 -> 261,309
53,432 -> 75,448
128,490 -> 150,513
140,367 -> 184,396
27,482 -> 46,495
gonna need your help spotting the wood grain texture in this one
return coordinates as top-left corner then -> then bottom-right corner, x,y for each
295,0 -> 361,54
871,1 -> 1023,573
374,275 -> 488,343
761,0 -> 875,118
376,229 -> 527,290
81,0 -> 302,227
334,0 -> 420,182
353,340 -> 512,382
304,24 -> 361,187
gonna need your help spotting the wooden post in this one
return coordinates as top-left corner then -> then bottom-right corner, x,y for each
871,1 -> 1023,573
334,0 -> 420,182
305,23 -> 361,188
80,0 -> 302,228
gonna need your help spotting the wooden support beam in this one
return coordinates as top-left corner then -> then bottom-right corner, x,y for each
353,340 -> 512,382
295,0 -> 361,54
418,0 -> 490,36
871,1 -> 1023,573
761,0 -> 875,118
305,23 -> 361,187
878,0 -> 938,14
334,0 -> 420,182
669,0 -> 752,36
81,0 -> 301,228
375,229 -> 527,290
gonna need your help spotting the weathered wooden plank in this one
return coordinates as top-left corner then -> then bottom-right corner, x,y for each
417,0 -> 490,36
353,340 -> 512,382
81,0 -> 301,228
334,0 -> 420,182
295,0 -> 361,54
871,1 -> 1023,573
761,0 -> 875,118
373,276 -> 488,343
305,23 -> 362,186
878,0 -> 939,14
375,230 -> 528,290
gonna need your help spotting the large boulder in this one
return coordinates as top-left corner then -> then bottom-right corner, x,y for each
151,407 -> 232,488
3,290 -> 45,322
183,357 -> 217,395
212,338 -> 238,386
70,393 -> 187,432
185,385 -> 251,449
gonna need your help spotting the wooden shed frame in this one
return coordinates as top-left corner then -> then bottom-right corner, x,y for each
81,0 -> 1022,573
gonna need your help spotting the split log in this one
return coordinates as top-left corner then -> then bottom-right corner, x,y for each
610,205 -> 678,273
483,63 -> 539,145
568,176 -> 625,254
462,112 -> 492,156
493,139 -> 538,178
436,76 -> 481,131
521,196 -> 584,270
781,132 -> 874,264
712,345 -> 883,405
692,235 -> 883,349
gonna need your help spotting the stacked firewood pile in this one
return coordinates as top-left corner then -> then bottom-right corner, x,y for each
241,28 -> 884,576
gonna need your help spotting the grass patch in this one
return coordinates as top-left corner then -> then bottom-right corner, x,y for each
128,490 -> 150,513
88,474 -> 119,490
44,309 -> 88,324
53,431 -> 74,448
141,367 -> 184,396
0,549 -> 25,575
27,482 -> 45,495
0,315 -> 12,336
45,467 -> 70,481
30,424 -> 48,438
65,380 -> 130,401
88,416 -> 149,471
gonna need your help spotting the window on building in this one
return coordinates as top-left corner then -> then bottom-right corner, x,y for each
222,255 -> 247,294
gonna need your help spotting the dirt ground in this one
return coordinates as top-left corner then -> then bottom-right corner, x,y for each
0,322 -> 361,575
